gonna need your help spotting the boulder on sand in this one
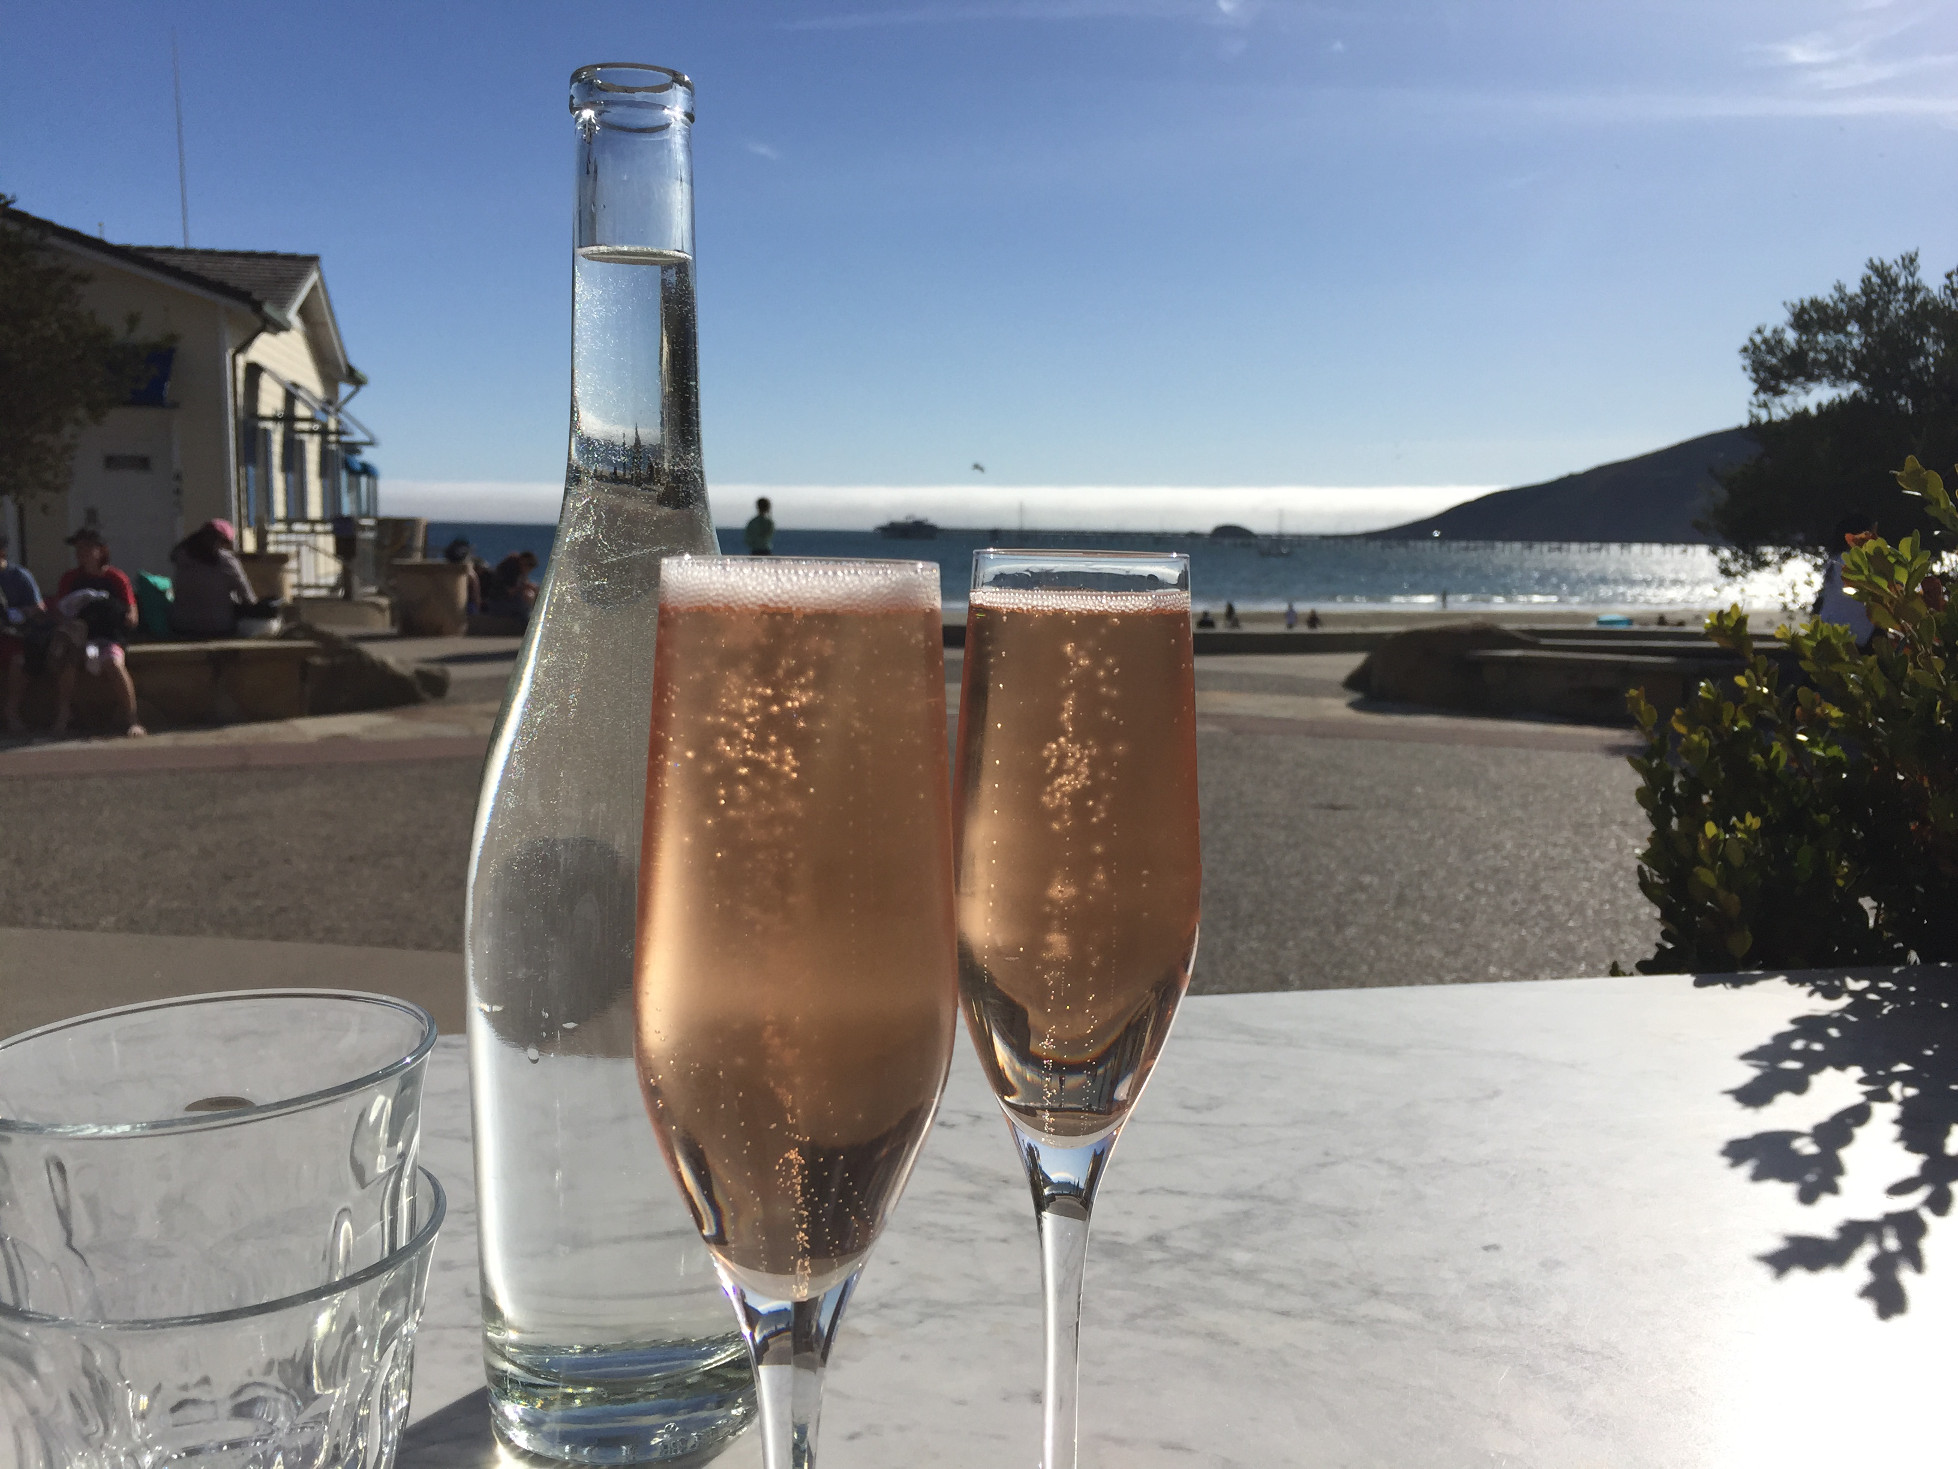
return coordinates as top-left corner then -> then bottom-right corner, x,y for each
283,623 -> 450,714
1342,622 -> 1540,711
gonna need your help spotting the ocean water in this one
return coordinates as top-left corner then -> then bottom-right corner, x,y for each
428,522 -> 1807,613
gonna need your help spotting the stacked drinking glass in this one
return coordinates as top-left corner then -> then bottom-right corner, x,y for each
0,990 -> 445,1469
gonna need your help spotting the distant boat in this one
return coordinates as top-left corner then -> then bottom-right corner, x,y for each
877,516 -> 940,540
1259,509 -> 1292,555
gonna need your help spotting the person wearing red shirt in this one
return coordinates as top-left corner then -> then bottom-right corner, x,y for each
51,527 -> 144,737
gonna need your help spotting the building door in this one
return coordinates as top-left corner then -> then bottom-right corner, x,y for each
69,407 -> 182,577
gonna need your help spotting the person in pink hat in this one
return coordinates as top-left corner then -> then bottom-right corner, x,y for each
169,518 -> 264,637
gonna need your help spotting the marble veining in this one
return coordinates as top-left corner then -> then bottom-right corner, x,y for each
402,973 -> 1958,1467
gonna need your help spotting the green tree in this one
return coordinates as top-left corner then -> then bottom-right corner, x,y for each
0,199 -> 150,548
1706,253 -> 1958,574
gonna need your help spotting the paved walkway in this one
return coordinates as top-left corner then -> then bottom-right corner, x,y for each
0,648 -> 1660,1029
0,647 -> 1635,777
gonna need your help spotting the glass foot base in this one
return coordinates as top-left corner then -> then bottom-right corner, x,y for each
486,1338 -> 754,1465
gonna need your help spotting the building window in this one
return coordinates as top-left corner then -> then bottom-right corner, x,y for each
281,389 -> 307,520
257,427 -> 276,525
104,454 -> 152,472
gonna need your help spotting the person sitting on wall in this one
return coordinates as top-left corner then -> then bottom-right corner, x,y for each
443,537 -> 483,615
170,519 -> 273,637
1195,608 -> 1216,629
50,527 -> 144,737
485,551 -> 541,619
1,532 -> 48,734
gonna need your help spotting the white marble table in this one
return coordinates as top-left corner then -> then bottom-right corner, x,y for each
402,970 -> 1958,1467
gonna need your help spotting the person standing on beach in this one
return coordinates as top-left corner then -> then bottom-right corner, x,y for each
1814,512 -> 1877,649
1284,601 -> 1298,629
744,497 -> 775,556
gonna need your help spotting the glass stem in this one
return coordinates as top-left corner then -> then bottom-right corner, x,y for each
722,1271 -> 860,1469
1013,1121 -> 1118,1469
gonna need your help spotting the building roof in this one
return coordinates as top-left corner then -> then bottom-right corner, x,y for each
2,206 -> 360,385
127,247 -> 320,323
4,205 -> 266,316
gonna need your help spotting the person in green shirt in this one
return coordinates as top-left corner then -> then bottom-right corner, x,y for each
743,497 -> 775,556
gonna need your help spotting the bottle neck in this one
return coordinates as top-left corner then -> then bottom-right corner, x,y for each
567,67 -> 703,507
572,65 -> 694,257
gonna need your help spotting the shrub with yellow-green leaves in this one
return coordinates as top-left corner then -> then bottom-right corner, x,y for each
1631,457 -> 1958,973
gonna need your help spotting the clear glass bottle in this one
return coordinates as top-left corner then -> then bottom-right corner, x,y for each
464,63 -> 751,1464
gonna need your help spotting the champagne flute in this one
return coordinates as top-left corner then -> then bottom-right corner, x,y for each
634,556 -> 959,1469
954,549 -> 1202,1469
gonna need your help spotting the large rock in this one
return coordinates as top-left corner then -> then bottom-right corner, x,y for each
1343,622 -> 1540,710
283,623 -> 448,714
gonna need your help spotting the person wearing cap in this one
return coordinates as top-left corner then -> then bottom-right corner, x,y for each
169,518 -> 262,637
51,527 -> 143,736
1,532 -> 46,733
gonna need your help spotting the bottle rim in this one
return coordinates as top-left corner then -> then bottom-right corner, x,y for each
570,62 -> 694,125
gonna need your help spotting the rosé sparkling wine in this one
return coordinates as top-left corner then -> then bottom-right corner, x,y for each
955,584 -> 1202,1141
634,556 -> 958,1469
953,552 -> 1199,1469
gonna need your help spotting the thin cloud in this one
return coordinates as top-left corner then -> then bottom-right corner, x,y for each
1564,88 -> 1958,121
1338,84 -> 1958,125
1749,6 -> 1955,92
383,480 -> 1498,535
747,141 -> 782,160
782,0 -> 1343,30
1764,31 -> 1863,68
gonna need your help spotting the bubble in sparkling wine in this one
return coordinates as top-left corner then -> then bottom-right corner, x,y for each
954,586 -> 1201,1142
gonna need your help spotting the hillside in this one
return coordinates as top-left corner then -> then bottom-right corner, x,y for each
1369,427 -> 1758,543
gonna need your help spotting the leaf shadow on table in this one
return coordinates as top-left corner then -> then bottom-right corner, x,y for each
1703,964 -> 1958,1318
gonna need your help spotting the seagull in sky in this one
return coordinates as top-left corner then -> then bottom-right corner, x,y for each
972,462 -> 985,473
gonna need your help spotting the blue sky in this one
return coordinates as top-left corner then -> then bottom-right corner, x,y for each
4,1 -> 1955,528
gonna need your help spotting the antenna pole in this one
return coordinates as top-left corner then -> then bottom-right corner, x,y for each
172,31 -> 190,247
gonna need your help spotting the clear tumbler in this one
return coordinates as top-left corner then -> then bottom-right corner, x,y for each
0,990 -> 434,1315
0,991 -> 443,1468
0,1169 -> 444,1469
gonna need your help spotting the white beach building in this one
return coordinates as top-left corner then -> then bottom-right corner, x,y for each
3,206 -> 379,594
